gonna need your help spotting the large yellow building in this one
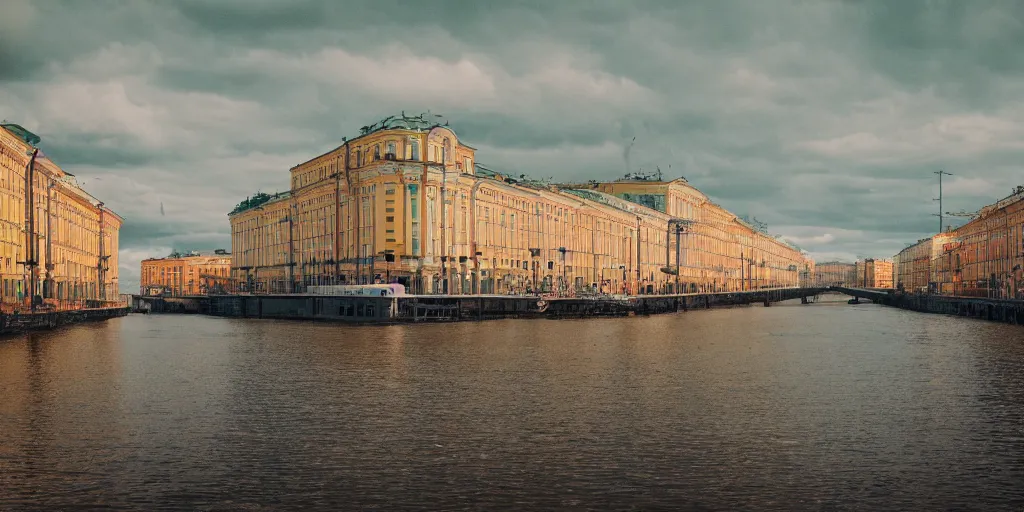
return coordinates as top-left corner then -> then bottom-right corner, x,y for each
140,250 -> 232,296
0,123 -> 122,310
892,186 -> 1024,298
229,113 -> 812,295
924,188 -> 1024,298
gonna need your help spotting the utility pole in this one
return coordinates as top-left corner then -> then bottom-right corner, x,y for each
24,147 -> 39,312
635,216 -> 642,294
439,147 -> 448,294
674,225 -> 681,294
934,170 -> 952,233
98,202 -> 106,301
45,181 -> 53,301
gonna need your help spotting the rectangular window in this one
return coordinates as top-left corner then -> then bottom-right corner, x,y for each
385,187 -> 396,195
386,216 -> 395,222
386,208 -> 395,213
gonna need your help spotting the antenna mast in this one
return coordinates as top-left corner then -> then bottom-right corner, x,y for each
934,170 -> 952,232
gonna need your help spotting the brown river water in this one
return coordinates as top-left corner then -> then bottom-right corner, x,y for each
1,295 -> 1023,510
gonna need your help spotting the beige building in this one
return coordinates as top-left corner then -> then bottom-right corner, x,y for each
923,187 -> 1024,298
0,123 -> 122,310
894,238 -> 937,292
814,261 -> 857,286
140,250 -> 232,296
229,113 -> 813,295
853,258 -> 893,289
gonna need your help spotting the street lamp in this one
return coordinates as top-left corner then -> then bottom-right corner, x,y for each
379,249 -> 395,283
558,247 -> 567,296
529,248 -> 540,295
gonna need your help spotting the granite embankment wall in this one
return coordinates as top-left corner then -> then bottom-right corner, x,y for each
134,288 -> 826,323
0,307 -> 130,334
834,286 -> 1024,326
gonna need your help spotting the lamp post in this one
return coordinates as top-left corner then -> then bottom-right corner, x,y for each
635,216 -> 642,294
529,248 -> 540,295
558,247 -> 567,296
44,180 -> 54,302
21,147 -> 40,312
379,249 -> 395,283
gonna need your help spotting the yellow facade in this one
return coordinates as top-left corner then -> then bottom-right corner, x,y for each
229,114 -> 812,295
852,259 -> 893,289
813,261 -> 857,286
0,123 -> 122,309
894,238 -> 935,292
140,251 -> 232,296
927,188 -> 1024,298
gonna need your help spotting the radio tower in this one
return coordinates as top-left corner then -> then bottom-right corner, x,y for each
934,170 -> 952,232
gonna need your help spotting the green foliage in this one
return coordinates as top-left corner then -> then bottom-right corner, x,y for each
230,191 -> 282,215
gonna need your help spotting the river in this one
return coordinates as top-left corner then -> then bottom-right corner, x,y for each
1,294 -> 1022,510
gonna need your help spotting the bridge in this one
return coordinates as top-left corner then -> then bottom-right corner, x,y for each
829,286 -> 895,302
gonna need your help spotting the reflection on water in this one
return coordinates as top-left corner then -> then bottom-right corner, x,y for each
1,295 -> 1023,510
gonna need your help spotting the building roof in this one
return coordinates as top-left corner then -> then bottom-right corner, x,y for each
229,191 -> 291,216
562,188 -> 666,218
0,122 -> 40,146
143,249 -> 231,262
289,112 -> 474,171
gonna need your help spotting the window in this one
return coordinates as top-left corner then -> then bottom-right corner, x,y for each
373,145 -> 381,160
386,208 -> 395,213
386,141 -> 396,159
409,139 -> 420,160
385,187 -> 395,195
386,216 -> 395,222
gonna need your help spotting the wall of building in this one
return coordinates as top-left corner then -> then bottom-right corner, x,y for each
892,187 -> 1024,299
0,124 -> 123,309
140,253 -> 232,296
814,262 -> 857,286
894,238 -> 934,292
229,114 -> 813,295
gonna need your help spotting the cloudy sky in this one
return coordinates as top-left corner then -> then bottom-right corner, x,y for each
3,0 -> 1023,292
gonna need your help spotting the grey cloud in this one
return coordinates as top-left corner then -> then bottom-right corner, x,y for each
5,0 -> 1024,292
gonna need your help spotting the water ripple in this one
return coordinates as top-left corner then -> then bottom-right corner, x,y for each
1,296 -> 1023,510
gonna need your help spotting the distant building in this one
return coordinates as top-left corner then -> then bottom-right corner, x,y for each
814,261 -> 857,286
852,258 -> 893,289
140,250 -> 231,296
0,122 -> 123,309
894,238 -> 936,293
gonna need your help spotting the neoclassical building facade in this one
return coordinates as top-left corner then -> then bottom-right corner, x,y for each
229,114 -> 812,295
140,250 -> 232,296
0,123 -> 122,308
899,187 -> 1024,298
